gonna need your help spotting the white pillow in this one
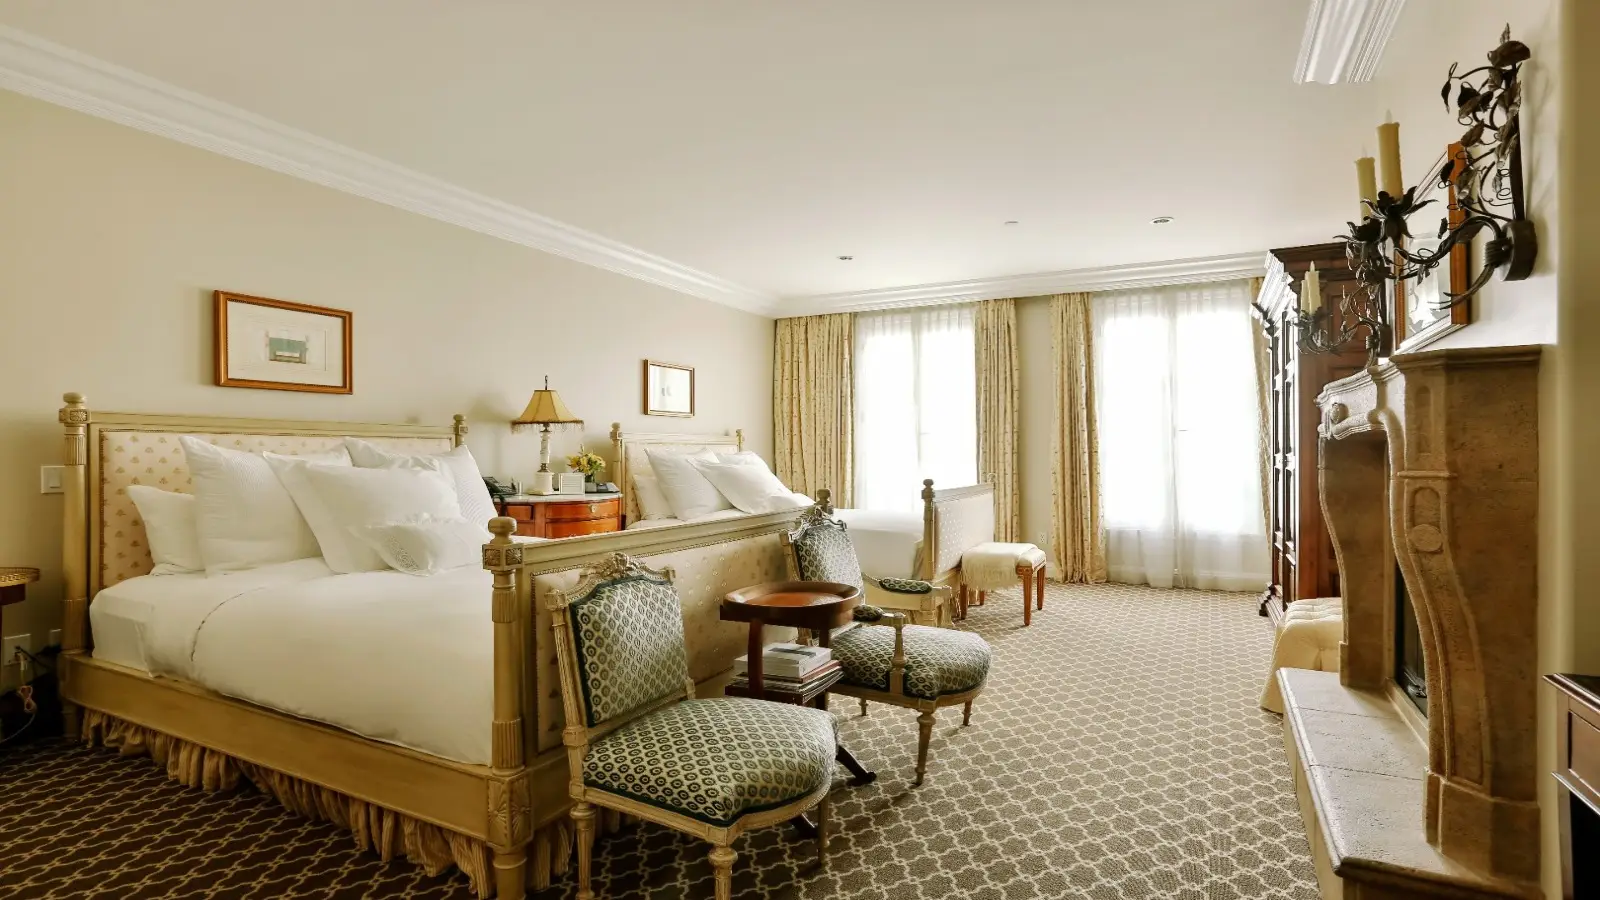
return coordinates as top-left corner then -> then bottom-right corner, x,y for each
646,448 -> 734,520
690,460 -> 799,514
344,439 -> 498,528
264,451 -> 384,573
290,464 -> 463,573
127,486 -> 204,575
716,451 -> 773,472
350,515 -> 489,576
180,437 -> 346,574
631,472 -> 675,521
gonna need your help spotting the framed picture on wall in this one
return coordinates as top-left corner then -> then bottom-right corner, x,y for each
214,291 -> 353,393
1394,143 -> 1472,352
643,359 -> 695,417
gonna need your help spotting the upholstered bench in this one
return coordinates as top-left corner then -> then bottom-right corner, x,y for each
959,542 -> 1047,625
1259,597 -> 1344,714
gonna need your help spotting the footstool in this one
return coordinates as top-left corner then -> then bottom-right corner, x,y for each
959,542 -> 1047,625
1259,597 -> 1344,714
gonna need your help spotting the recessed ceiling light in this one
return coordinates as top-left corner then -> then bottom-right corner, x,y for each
837,255 -> 854,261
1003,220 -> 1019,226
1151,216 -> 1175,225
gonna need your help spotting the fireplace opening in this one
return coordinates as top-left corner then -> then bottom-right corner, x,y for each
1394,561 -> 1428,715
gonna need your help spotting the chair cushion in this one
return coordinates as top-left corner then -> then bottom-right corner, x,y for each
832,624 -> 991,700
962,541 -> 1046,590
582,698 -> 837,826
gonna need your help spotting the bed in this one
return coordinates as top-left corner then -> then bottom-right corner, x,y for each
608,423 -> 997,623
53,395 -> 825,897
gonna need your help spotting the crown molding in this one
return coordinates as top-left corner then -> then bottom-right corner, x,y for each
1293,0 -> 1407,84
0,25 -> 780,315
780,252 -> 1267,317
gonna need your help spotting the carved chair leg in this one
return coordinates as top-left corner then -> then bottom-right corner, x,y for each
913,709 -> 936,786
493,847 -> 527,899
1036,566 -> 1045,610
709,844 -> 737,900
958,583 -> 968,620
978,589 -> 986,607
859,697 -> 868,716
572,802 -> 596,900
815,794 -> 830,869
962,700 -> 973,726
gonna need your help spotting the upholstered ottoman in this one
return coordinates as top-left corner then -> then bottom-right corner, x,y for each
960,542 -> 1047,625
1259,597 -> 1344,714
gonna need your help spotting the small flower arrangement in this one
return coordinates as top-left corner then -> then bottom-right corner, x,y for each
566,447 -> 607,482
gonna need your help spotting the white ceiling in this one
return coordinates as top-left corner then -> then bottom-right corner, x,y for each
0,1 -> 1388,307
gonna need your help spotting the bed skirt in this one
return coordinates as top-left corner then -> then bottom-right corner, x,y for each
83,709 -> 496,894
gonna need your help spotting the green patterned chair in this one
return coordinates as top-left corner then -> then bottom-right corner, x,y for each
549,552 -> 838,900
782,502 -> 992,786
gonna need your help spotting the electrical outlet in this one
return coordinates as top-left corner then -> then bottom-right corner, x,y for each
48,629 -> 62,648
39,465 -> 64,494
2,633 -> 32,667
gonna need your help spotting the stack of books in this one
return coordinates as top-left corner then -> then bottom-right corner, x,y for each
730,643 -> 840,698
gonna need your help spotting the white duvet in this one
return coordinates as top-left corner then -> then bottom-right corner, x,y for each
92,560 -> 494,764
834,508 -> 923,578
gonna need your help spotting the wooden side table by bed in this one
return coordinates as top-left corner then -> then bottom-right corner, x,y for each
721,581 -> 877,799
496,493 -> 622,539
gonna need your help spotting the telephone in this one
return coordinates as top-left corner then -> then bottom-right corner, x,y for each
482,476 -> 516,501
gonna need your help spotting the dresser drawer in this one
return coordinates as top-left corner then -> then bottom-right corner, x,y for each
504,504 -> 534,522
545,518 -> 621,539
1571,709 -> 1600,796
545,498 -> 620,522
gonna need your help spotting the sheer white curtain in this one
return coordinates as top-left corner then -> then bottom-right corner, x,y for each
1092,280 -> 1268,590
853,305 -> 978,512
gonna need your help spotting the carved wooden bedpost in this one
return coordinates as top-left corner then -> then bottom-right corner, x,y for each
59,392 -> 90,740
735,428 -> 744,451
920,479 -> 936,581
483,517 -> 530,897
453,414 -> 468,448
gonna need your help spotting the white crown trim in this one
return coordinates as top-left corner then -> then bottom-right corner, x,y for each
780,253 -> 1268,316
0,25 -> 780,315
1293,0 -> 1407,85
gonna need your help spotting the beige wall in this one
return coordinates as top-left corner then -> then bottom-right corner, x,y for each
0,91 -> 774,653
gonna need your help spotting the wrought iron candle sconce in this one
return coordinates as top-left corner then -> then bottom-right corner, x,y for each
1293,26 -> 1537,366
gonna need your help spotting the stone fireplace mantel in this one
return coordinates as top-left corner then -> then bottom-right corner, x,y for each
1278,344 -> 1541,899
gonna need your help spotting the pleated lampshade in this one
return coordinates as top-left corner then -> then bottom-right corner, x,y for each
511,376 -> 583,431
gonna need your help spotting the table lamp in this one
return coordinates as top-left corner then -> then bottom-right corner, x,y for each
511,376 -> 583,495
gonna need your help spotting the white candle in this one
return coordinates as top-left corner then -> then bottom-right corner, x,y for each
1302,264 -> 1323,315
1377,115 -> 1403,198
1355,156 -> 1377,219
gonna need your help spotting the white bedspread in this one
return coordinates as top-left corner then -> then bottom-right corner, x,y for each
91,560 -> 494,764
834,508 -> 923,579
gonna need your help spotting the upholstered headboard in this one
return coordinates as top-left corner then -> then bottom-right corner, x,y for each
608,423 -> 744,524
63,395 -> 466,594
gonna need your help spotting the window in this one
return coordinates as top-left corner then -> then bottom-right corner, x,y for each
1092,280 -> 1268,590
853,305 -> 977,512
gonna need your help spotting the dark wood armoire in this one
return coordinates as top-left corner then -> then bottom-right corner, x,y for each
1253,243 -> 1371,624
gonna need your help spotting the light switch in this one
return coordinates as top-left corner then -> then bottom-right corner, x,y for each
39,465 -> 64,494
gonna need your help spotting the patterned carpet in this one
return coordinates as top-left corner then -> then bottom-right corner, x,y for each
0,583 -> 1317,899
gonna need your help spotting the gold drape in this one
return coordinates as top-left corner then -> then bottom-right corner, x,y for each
1247,276 -> 1270,533
975,299 -> 1020,541
773,314 -> 855,505
1049,293 -> 1107,584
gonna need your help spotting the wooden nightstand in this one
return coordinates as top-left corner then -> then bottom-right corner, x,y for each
497,493 -> 622,539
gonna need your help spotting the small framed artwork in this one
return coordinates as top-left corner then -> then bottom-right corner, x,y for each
643,359 -> 695,417
214,291 -> 352,393
1394,143 -> 1471,352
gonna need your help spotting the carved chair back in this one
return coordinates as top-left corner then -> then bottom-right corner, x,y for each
548,554 -> 695,753
781,505 -> 865,594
